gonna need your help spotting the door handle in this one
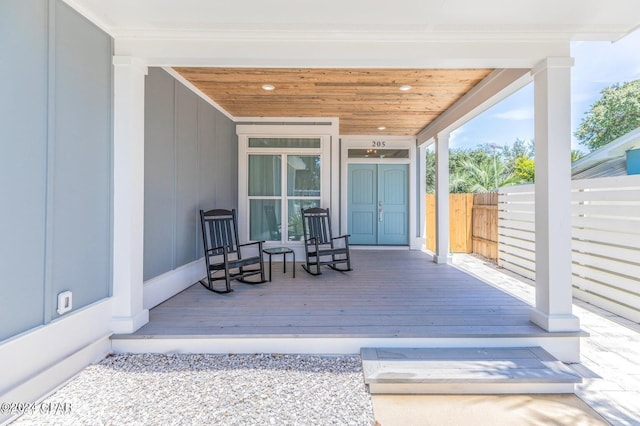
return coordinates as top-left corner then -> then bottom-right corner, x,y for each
378,208 -> 383,222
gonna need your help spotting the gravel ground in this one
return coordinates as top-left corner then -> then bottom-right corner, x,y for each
10,353 -> 374,426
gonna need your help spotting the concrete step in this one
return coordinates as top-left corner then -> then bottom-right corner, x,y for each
361,347 -> 581,394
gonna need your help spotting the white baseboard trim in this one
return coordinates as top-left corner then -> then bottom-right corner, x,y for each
0,334 -> 111,424
0,300 -> 113,424
529,309 -> 581,333
433,254 -> 450,264
143,259 -> 205,309
110,309 -> 150,334
410,237 -> 425,250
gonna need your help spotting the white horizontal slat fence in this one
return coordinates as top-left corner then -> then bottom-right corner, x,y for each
498,176 -> 640,323
498,185 -> 536,281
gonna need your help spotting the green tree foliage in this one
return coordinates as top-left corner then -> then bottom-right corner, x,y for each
575,80 -> 640,151
571,150 -> 585,162
426,144 -> 525,193
501,139 -> 534,176
513,156 -> 535,182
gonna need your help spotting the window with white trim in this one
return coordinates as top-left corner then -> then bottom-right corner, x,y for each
247,138 -> 322,242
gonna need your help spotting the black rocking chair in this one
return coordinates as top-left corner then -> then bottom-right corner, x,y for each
301,207 -> 352,275
199,209 -> 266,293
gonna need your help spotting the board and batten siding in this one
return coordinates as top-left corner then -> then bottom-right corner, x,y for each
0,0 -> 113,342
143,68 -> 237,281
498,176 -> 640,323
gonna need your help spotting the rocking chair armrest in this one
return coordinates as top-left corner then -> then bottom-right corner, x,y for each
206,245 -> 228,255
331,234 -> 351,241
238,240 -> 264,249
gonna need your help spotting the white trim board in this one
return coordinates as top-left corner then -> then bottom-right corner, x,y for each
111,335 -> 582,363
340,136 -> 417,245
0,300 -> 113,423
143,259 -> 205,310
161,67 -> 235,121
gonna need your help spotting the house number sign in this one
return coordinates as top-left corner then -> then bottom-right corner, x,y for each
372,141 -> 386,147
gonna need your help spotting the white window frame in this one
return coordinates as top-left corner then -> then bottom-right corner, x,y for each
237,124 -> 333,247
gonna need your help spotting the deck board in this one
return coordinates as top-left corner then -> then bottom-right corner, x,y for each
129,250 -> 552,338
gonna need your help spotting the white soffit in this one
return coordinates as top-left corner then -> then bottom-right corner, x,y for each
65,0 -> 640,42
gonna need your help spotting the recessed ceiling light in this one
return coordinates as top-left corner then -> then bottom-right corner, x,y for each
377,126 -> 386,130
399,85 -> 412,91
262,84 -> 275,91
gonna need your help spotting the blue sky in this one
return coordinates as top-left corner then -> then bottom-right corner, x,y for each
450,29 -> 640,153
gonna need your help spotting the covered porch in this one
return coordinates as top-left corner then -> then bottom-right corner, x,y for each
113,250 -> 582,364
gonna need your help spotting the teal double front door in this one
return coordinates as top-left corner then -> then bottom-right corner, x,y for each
348,164 -> 409,245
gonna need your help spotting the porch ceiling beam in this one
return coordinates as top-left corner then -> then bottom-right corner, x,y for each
113,39 -> 570,69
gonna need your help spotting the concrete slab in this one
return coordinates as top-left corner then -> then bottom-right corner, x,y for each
362,347 -> 580,394
371,394 -> 607,426
452,253 -> 640,426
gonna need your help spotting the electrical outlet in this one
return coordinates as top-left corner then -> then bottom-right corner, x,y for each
57,291 -> 73,315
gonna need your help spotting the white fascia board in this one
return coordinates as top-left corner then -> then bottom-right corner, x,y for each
114,38 -> 569,69
162,67 -> 234,121
417,68 -> 533,146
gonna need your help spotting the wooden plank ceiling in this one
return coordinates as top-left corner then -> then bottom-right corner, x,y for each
175,68 -> 493,136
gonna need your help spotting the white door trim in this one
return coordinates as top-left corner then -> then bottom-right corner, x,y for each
340,136 -> 417,247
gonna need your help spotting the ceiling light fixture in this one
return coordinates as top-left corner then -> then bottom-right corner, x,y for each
399,85 -> 412,91
261,84 -> 275,91
377,126 -> 386,130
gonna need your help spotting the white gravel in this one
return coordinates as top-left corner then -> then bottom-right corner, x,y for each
10,353 -> 374,426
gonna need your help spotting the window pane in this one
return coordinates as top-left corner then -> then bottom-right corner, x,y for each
248,155 -> 281,196
249,138 -> 321,149
348,148 -> 409,159
250,199 -> 281,241
287,155 -> 320,197
288,199 -> 321,241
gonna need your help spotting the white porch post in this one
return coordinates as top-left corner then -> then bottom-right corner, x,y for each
418,144 -> 427,249
530,57 -> 580,332
434,133 -> 450,264
111,56 -> 149,333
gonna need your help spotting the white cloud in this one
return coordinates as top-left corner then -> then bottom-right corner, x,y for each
492,107 -> 534,121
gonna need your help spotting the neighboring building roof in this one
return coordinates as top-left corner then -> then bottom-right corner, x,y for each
571,127 -> 640,179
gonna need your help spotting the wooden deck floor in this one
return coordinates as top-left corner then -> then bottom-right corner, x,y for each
128,250 -> 556,338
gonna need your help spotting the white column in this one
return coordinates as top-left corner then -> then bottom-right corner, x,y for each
434,133 -> 450,264
530,57 -> 580,332
417,144 -> 427,249
111,56 -> 149,333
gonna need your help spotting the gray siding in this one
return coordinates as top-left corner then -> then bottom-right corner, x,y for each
175,85 -> 199,267
0,0 -> 48,339
143,69 -> 176,279
0,0 -> 113,341
144,68 -> 237,281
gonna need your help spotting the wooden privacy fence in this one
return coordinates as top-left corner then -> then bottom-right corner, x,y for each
498,176 -> 640,323
426,194 -> 472,253
425,193 -> 498,260
472,193 -> 498,260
